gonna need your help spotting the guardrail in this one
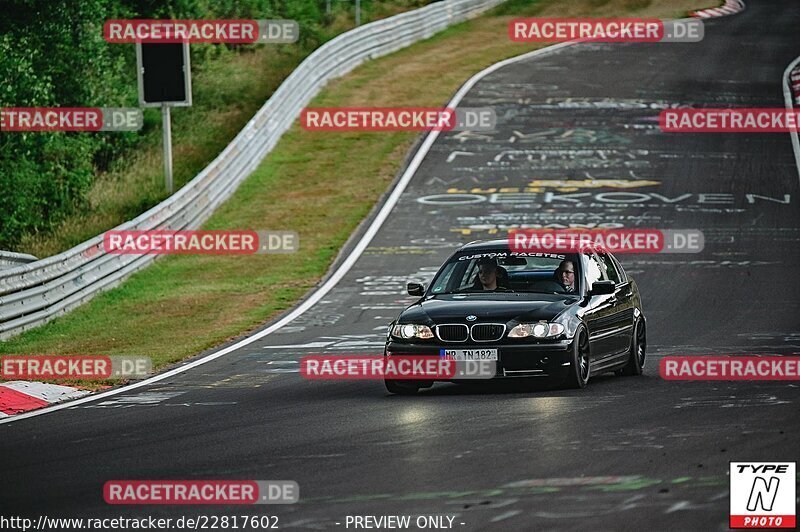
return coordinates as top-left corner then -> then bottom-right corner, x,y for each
0,0 -> 505,340
0,251 -> 38,271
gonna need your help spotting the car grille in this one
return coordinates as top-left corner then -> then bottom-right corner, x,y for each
470,323 -> 506,342
434,323 -> 506,342
436,324 -> 469,342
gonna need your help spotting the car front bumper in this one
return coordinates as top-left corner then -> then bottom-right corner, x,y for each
385,338 -> 573,380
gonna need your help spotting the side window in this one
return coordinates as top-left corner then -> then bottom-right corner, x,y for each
584,254 -> 604,287
610,254 -> 628,283
599,253 -> 621,284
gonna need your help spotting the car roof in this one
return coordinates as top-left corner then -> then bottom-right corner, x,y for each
458,239 -> 513,252
457,238 -> 613,257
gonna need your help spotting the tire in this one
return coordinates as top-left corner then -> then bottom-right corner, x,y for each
564,328 -> 590,389
385,379 -> 421,395
617,319 -> 646,376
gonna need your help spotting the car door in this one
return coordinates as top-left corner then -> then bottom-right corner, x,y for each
581,252 -> 619,362
597,251 -> 634,357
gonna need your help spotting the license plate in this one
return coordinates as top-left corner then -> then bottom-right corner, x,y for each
440,348 -> 498,361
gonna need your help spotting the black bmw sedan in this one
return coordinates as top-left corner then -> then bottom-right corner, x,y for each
384,239 -> 646,394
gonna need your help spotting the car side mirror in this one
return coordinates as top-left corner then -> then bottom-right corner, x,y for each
407,282 -> 425,296
590,280 -> 615,296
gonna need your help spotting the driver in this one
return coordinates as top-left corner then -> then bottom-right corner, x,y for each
555,260 -> 577,293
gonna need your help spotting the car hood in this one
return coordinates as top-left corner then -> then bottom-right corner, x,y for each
399,293 -> 578,324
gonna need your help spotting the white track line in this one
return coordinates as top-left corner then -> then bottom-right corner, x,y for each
0,40 -> 576,426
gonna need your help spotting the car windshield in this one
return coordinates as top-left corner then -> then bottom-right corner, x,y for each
429,251 -> 580,294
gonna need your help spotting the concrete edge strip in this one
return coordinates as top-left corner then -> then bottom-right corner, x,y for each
2,381 -> 90,402
791,63 -> 800,105
782,55 -> 800,187
692,0 -> 745,18
0,382 -> 89,416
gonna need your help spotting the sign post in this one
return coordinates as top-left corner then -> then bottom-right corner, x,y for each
161,104 -> 173,193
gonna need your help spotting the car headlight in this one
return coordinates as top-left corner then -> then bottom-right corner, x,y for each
391,324 -> 434,340
508,322 -> 565,339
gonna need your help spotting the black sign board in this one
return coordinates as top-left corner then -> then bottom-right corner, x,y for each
136,43 -> 192,107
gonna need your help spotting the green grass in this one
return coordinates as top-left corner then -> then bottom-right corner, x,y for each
0,0 -> 707,385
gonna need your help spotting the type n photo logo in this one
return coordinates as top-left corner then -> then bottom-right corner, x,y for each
730,462 -> 796,528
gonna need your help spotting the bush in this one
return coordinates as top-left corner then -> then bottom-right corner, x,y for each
0,0 -> 326,249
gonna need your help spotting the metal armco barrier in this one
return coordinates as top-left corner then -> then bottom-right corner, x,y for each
0,0 -> 505,340
0,252 -> 38,270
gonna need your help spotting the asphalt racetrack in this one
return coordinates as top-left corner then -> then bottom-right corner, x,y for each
2,1 -> 800,530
